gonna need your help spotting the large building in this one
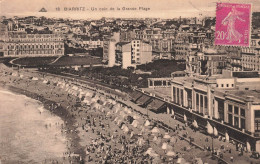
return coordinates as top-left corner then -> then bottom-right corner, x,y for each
170,71 -> 260,152
115,40 -> 152,69
2,32 -> 64,57
186,48 -> 227,76
241,35 -> 260,71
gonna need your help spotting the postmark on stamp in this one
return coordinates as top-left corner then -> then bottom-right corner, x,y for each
215,3 -> 251,47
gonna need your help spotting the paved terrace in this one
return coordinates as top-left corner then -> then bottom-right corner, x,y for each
141,87 -> 172,100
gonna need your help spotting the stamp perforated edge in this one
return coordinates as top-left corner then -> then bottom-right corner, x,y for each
213,2 -> 253,48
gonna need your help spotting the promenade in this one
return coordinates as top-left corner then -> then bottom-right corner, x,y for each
0,64 -> 259,164
47,70 -> 260,164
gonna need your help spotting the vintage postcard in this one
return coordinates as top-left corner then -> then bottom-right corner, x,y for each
0,0 -> 260,164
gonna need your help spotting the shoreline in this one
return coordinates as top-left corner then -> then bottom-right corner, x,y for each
0,82 -> 85,163
1,64 -> 258,164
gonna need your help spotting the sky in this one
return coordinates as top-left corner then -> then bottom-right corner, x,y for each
1,0 -> 260,19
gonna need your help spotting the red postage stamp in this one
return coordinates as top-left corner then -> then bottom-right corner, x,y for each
215,3 -> 251,47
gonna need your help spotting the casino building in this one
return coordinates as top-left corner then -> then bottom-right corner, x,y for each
2,32 -> 64,57
131,70 -> 260,153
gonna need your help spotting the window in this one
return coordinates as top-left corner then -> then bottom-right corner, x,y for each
216,84 -> 218,87
232,84 -> 234,87
200,95 -> 203,108
241,108 -> 245,117
227,84 -> 229,87
196,93 -> 199,110
228,114 -> 233,125
234,106 -> 239,115
204,97 -> 208,109
234,116 -> 239,128
180,89 -> 183,105
228,105 -> 233,113
173,87 -> 176,102
177,88 -> 179,104
241,118 -> 245,129
255,111 -> 260,132
221,84 -> 224,87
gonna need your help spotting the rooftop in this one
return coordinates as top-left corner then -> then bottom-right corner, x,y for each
226,90 -> 260,103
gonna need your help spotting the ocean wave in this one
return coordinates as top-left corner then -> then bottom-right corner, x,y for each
0,90 -> 17,96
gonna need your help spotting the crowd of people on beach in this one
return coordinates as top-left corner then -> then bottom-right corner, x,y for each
0,65 -> 259,164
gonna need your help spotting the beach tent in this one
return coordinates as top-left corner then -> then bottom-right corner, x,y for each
144,148 -> 159,157
124,107 -> 129,112
121,124 -> 127,130
151,127 -> 160,133
72,86 -> 78,90
192,120 -> 199,129
106,111 -> 111,116
184,114 -> 187,122
140,126 -> 146,134
120,112 -> 127,119
113,104 -> 121,111
214,127 -> 218,137
225,132 -> 230,142
206,121 -> 213,135
171,109 -> 175,115
127,109 -> 132,114
83,96 -> 91,105
131,120 -> 139,128
153,136 -> 158,142
170,137 -> 177,143
133,114 -> 140,120
32,77 -> 38,80
144,120 -> 151,127
43,80 -> 49,84
11,72 -> 17,76
194,158 -> 203,164
177,158 -> 186,164
122,125 -> 129,133
91,102 -> 100,109
85,92 -> 92,97
130,131 -> 135,138
162,142 -> 168,150
163,133 -> 171,139
155,137 -> 162,145
79,91 -> 85,98
117,119 -> 123,126
114,117 -> 119,122
166,151 -> 177,157
112,100 -> 117,105
137,137 -> 145,146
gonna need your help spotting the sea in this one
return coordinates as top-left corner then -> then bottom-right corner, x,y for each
0,89 -> 67,163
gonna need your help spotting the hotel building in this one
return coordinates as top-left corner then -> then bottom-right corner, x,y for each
2,32 -> 64,57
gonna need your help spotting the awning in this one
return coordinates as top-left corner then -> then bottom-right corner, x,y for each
130,91 -> 143,102
136,95 -> 151,106
147,99 -> 166,112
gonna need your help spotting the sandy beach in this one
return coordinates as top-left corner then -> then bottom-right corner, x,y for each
0,64 -> 259,164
